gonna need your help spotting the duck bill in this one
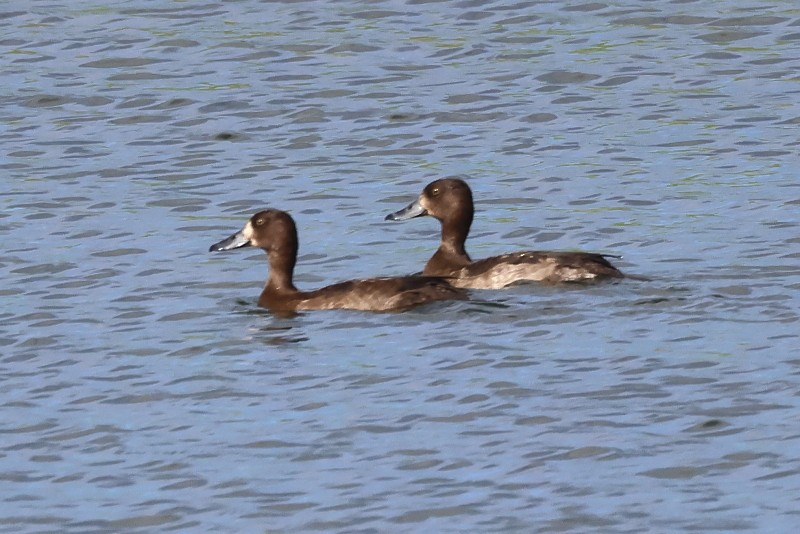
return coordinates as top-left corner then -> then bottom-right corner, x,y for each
385,198 -> 428,221
209,230 -> 251,252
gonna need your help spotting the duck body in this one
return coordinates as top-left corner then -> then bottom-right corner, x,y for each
386,178 -> 625,289
210,209 -> 466,313
259,276 -> 465,312
425,249 -> 623,289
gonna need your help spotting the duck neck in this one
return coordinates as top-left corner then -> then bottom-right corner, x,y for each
265,240 -> 299,294
438,209 -> 472,262
424,211 -> 473,276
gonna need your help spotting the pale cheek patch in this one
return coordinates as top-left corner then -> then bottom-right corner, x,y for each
419,196 -> 431,211
242,221 -> 255,241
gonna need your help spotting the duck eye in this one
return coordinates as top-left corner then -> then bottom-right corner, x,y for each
256,218 -> 264,226
431,187 -> 440,196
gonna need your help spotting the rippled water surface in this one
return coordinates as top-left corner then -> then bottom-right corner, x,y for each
3,1 -> 800,532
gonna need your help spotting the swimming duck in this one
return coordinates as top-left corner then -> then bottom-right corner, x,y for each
385,178 -> 625,288
210,209 -> 467,312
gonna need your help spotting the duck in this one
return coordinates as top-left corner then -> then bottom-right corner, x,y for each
385,177 -> 626,289
209,209 -> 467,313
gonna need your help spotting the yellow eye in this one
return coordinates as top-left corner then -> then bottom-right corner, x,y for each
431,187 -> 440,196
256,218 -> 264,226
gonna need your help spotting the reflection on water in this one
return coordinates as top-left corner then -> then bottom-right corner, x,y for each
2,0 -> 799,531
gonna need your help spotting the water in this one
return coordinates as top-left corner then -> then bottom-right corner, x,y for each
2,1 -> 799,532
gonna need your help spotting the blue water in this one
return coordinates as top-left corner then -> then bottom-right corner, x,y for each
2,1 -> 799,532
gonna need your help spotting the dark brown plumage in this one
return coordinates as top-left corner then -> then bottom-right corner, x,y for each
385,178 -> 626,289
210,209 -> 466,313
